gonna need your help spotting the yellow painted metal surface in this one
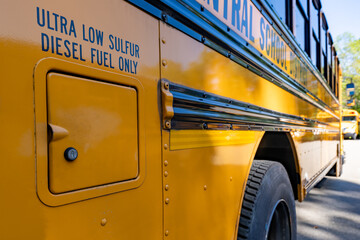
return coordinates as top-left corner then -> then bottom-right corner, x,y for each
0,0 -> 341,239
163,129 -> 264,240
35,59 -> 148,206
0,0 -> 162,239
47,73 -> 139,193
170,130 -> 257,150
159,22 -> 334,120
160,18 -> 340,233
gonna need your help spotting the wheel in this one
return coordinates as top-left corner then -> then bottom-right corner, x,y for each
353,133 -> 357,140
238,160 -> 296,240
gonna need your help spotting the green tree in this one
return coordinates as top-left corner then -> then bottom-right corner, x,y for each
335,32 -> 360,112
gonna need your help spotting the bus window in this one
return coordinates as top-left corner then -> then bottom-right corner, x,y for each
343,116 -> 357,121
267,0 -> 292,29
328,34 -> 333,88
267,0 -> 286,21
333,48 -> 337,94
295,0 -> 309,53
321,13 -> 328,79
310,0 -> 320,70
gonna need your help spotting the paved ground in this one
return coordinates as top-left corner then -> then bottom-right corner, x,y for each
296,140 -> 360,240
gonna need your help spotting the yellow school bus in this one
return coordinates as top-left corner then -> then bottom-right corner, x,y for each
342,109 -> 359,139
1,0 -> 342,239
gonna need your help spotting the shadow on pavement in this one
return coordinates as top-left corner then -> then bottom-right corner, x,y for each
296,177 -> 360,240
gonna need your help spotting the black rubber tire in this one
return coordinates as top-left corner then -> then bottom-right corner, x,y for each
238,160 -> 296,240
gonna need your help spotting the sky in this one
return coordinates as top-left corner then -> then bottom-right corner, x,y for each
322,0 -> 360,40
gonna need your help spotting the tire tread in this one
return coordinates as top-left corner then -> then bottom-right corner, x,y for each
237,160 -> 275,239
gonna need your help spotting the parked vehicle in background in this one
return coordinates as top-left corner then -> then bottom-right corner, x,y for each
342,109 -> 359,139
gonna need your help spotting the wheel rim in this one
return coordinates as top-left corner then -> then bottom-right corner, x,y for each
266,199 -> 291,240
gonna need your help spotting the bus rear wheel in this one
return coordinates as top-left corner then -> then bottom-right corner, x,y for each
238,160 -> 296,240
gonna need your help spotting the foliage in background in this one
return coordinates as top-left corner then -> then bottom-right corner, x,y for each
335,33 -> 360,112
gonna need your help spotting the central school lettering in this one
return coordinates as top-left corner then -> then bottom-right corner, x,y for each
231,0 -> 255,41
197,0 -> 310,83
259,17 -> 288,70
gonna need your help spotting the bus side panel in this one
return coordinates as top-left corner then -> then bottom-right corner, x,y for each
162,130 -> 263,239
159,21 -> 329,184
159,23 -> 267,239
0,1 -> 162,239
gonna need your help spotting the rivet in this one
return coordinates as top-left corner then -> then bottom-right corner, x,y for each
201,36 -> 206,43
204,185 -> 207,190
165,230 -> 169,236
165,120 -> 171,129
164,160 -> 168,166
230,177 -> 233,181
227,27 -> 230,32
165,198 -> 170,204
101,218 -> 107,226
162,60 -> 167,66
164,82 -> 169,90
165,184 -> 169,191
200,5 -> 204,11
164,144 -> 168,150
164,171 -> 168,177
162,38 -> 166,44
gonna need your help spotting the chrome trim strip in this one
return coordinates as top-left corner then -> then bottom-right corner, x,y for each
165,80 -> 339,132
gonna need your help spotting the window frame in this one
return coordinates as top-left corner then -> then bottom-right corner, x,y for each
320,12 -> 328,80
267,0 -> 293,30
295,0 -> 310,54
328,34 -> 334,90
310,0 -> 321,70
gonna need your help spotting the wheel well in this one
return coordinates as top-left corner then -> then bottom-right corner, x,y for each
254,132 -> 300,200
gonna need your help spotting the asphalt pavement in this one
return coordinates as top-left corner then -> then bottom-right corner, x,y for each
296,140 -> 360,240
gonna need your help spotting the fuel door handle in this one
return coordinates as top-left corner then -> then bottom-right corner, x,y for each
48,123 -> 69,142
